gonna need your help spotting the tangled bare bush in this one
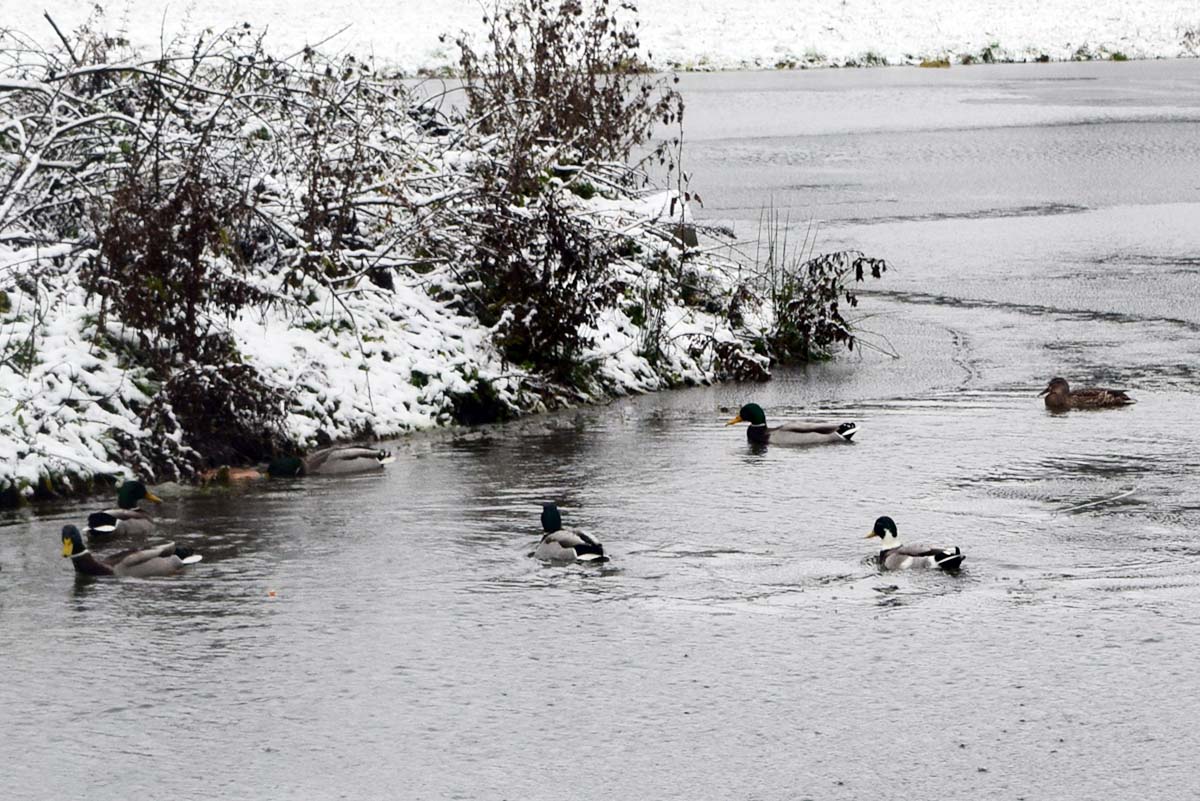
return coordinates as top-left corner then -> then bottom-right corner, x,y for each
438,0 -> 691,383
456,0 -> 683,175
146,364 -> 293,474
91,167 -> 271,368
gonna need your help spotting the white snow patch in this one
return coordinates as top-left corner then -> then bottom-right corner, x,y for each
10,1 -> 1199,71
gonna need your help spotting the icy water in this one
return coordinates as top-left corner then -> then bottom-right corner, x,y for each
4,61 -> 1200,799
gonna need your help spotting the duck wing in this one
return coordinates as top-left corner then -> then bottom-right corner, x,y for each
88,508 -> 156,538
114,542 -> 182,569
883,544 -> 965,571
109,542 -> 200,577
100,507 -> 154,521
566,530 -> 606,561
1073,387 -> 1135,407
535,529 -> 607,562
767,420 -> 858,444
773,421 -> 846,435
306,447 -> 388,475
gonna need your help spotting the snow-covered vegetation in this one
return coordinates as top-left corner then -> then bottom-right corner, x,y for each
0,1 -> 885,504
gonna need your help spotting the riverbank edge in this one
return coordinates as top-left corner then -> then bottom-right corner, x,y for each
409,51 -> 1196,79
0,365 -> 733,510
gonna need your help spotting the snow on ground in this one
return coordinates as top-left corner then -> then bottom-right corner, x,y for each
9,1 -> 1199,71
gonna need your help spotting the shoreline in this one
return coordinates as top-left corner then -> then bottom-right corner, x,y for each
410,53 -> 1193,80
0,381 -> 710,511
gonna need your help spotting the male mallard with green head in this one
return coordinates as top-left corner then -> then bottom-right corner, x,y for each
1039,377 -> 1134,411
267,446 -> 393,477
726,403 -> 857,445
865,516 -> 964,572
61,525 -> 202,578
533,503 -> 608,563
86,480 -> 162,539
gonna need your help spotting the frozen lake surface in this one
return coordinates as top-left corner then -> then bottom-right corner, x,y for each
3,60 -> 1200,799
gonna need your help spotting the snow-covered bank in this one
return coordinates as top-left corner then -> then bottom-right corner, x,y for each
1,5 -> 889,505
1,188 -> 775,501
9,1 -> 1200,72
0,191 -> 742,502
0,15 -> 761,504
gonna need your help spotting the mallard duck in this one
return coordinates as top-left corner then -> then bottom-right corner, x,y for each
267,446 -> 394,477
726,403 -> 857,445
86,480 -> 161,539
61,525 -> 202,578
866,516 -> 964,572
533,503 -> 608,563
1040,377 -> 1134,411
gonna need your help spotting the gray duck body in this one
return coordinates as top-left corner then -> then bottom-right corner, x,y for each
269,447 -> 393,477
879,543 -> 965,572
86,480 -> 162,539
62,526 -> 201,578
867,516 -> 964,573
728,403 -> 857,446
87,508 -> 156,539
747,420 -> 858,446
533,503 -> 607,563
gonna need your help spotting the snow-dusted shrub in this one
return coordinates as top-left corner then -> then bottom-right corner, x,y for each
455,0 -> 681,171
445,0 -> 688,383
91,168 -> 271,368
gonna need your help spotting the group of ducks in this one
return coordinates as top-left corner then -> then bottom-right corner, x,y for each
60,480 -> 202,577
59,377 -> 1132,579
59,447 -> 392,578
535,376 -> 1135,572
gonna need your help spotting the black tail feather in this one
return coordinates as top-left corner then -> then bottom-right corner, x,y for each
86,512 -> 118,536
575,542 -> 606,560
935,548 -> 965,572
574,534 -> 607,562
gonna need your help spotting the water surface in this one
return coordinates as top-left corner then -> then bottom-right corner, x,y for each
3,60 -> 1200,800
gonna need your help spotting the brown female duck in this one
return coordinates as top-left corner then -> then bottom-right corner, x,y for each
1039,377 -> 1134,411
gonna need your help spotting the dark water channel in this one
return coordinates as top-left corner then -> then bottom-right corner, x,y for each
3,60 -> 1200,800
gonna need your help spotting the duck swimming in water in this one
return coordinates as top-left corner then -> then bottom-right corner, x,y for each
532,503 -> 608,563
267,446 -> 393,477
726,403 -> 857,445
865,516 -> 964,572
1039,377 -> 1134,411
86,480 -> 161,539
61,525 -> 202,578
